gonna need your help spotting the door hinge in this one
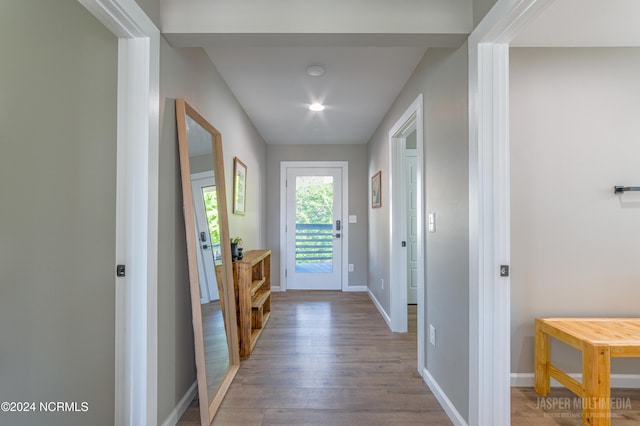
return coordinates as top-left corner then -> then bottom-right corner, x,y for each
285,269 -> 287,278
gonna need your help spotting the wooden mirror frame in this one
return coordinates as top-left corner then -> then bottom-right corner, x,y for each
176,99 -> 240,425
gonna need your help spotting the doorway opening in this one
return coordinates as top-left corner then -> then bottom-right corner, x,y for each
280,161 -> 349,291
388,94 -> 425,374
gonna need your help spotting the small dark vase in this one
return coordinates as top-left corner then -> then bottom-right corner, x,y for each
231,242 -> 238,262
237,247 -> 244,260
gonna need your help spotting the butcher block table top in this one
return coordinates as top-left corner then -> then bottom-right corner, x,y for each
535,318 -> 640,426
539,318 -> 640,348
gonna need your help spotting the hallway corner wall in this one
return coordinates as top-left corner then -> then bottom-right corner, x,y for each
366,44 -> 470,422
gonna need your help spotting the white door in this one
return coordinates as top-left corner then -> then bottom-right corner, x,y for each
191,174 -> 220,303
406,150 -> 418,304
285,167 -> 343,290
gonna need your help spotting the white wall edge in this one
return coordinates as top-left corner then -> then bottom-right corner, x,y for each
467,1 -> 556,424
511,373 -> 640,389
343,285 -> 367,292
423,368 -> 469,426
160,381 -> 197,426
367,288 -> 392,330
78,1 -> 160,425
271,286 -> 283,292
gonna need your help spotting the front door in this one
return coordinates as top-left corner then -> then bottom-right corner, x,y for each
191,173 -> 220,303
285,167 -> 343,290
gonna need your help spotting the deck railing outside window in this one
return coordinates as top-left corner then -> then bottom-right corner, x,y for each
295,223 -> 333,272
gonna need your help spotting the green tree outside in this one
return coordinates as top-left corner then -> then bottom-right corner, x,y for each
203,187 -> 220,246
295,178 -> 333,224
295,178 -> 333,264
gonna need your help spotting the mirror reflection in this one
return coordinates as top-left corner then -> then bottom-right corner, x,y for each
176,99 -> 239,425
186,113 -> 230,399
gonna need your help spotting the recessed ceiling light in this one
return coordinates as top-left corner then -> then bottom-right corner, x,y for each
306,64 -> 325,77
309,103 -> 325,112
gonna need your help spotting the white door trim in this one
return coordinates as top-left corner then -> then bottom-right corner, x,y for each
279,161 -> 349,292
468,1 -> 554,424
78,1 -> 160,425
388,94 -> 425,374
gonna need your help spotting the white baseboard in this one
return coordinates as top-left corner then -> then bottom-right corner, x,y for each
367,288 -> 392,330
511,373 -> 640,389
343,285 -> 367,292
160,380 -> 197,426
423,368 -> 468,426
272,286 -> 366,292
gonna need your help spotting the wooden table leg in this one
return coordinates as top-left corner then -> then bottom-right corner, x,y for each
582,342 -> 611,426
534,318 -> 550,396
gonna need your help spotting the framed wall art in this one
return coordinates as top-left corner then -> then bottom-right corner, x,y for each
371,170 -> 381,208
233,157 -> 247,215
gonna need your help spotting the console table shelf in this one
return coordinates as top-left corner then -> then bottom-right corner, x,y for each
233,249 -> 271,358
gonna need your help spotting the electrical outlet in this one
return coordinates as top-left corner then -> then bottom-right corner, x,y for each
348,264 -> 354,272
429,324 -> 436,346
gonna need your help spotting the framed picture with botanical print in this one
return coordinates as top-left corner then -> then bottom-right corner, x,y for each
233,157 -> 247,215
371,170 -> 381,208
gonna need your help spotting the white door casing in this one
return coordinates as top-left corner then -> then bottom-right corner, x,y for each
389,94 -> 425,375
468,1 -> 554,425
78,1 -> 160,425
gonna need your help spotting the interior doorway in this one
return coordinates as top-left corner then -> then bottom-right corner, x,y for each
388,94 -> 425,374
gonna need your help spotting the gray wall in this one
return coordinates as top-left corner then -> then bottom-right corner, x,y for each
367,46 -> 470,421
266,144 -> 369,288
510,47 -> 640,377
157,42 -> 268,421
135,0 -> 160,28
473,0 -> 498,27
0,1 -> 117,425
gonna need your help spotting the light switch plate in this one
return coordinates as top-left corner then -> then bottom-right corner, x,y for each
428,212 -> 436,233
348,215 -> 357,223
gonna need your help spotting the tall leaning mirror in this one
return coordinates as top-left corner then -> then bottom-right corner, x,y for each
176,99 -> 240,425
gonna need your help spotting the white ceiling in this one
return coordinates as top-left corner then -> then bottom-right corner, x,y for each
204,45 -> 427,145
161,0 -> 470,145
512,0 -> 640,47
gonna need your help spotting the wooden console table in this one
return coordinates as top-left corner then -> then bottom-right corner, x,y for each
233,250 -> 271,358
534,317 -> 640,426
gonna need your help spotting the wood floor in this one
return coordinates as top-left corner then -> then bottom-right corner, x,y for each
201,300 -> 230,398
178,291 -> 450,425
178,291 -> 640,425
